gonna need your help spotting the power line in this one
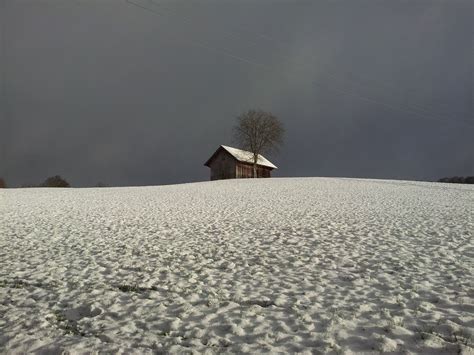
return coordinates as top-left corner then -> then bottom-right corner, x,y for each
313,81 -> 474,128
144,0 -> 266,48
125,0 -> 266,68
146,0 -> 463,118
125,0 -> 474,129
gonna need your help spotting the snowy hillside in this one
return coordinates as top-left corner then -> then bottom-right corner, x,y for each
0,178 -> 472,354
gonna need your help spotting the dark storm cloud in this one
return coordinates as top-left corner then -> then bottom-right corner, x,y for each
1,0 -> 473,187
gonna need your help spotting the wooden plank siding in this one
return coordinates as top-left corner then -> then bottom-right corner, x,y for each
205,146 -> 275,181
236,162 -> 271,178
209,150 -> 236,180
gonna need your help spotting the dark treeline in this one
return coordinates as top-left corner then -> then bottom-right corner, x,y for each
0,176 -> 109,188
438,176 -> 474,184
19,175 -> 71,188
14,176 -> 106,188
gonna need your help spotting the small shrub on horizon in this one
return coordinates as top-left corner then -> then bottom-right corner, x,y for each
41,175 -> 71,188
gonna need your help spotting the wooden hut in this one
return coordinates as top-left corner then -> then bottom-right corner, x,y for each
204,145 -> 277,180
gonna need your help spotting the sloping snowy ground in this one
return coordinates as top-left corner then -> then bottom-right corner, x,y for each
0,178 -> 473,354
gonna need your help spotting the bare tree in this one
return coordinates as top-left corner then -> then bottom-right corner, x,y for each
233,109 -> 284,177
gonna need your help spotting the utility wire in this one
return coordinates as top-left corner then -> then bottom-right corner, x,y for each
144,0 -> 266,47
126,0 -> 474,129
125,0 -> 266,68
146,0 -> 462,118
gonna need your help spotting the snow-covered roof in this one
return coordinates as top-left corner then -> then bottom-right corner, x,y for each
220,145 -> 277,169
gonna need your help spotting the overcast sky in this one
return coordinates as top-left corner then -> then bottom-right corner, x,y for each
1,0 -> 473,187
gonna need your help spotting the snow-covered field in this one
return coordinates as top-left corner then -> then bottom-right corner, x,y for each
0,178 -> 473,354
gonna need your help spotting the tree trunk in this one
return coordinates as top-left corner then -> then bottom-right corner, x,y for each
253,154 -> 258,178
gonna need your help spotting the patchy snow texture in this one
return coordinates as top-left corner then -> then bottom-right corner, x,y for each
0,178 -> 473,354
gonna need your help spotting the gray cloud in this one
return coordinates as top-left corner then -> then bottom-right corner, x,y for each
1,0 -> 473,187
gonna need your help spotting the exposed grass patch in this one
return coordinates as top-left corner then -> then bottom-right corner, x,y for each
52,310 -> 86,337
117,284 -> 158,293
415,324 -> 472,348
384,316 -> 405,333
0,279 -> 30,289
450,329 -> 472,348
11,280 -> 29,288
0,279 -> 48,289
242,299 -> 274,308
415,325 -> 436,341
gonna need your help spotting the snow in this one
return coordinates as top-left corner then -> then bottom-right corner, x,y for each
0,177 -> 473,354
220,145 -> 277,169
